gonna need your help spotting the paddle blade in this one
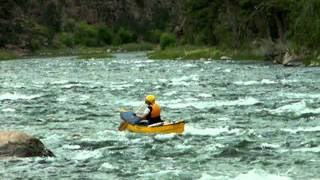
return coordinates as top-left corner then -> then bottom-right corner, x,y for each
118,121 -> 128,131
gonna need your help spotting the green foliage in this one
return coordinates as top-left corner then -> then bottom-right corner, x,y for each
42,1 -> 62,32
1,0 -> 320,63
145,29 -> 162,43
97,25 -> 112,45
288,0 -> 320,49
117,28 -> 137,44
118,43 -> 154,51
148,46 -> 220,60
160,33 -> 176,50
59,33 -> 75,48
0,49 -> 18,60
74,22 -> 99,47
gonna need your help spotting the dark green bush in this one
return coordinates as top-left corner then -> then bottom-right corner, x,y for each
145,29 -> 162,43
29,39 -> 41,51
59,32 -> 74,47
118,28 -> 137,44
74,22 -> 98,47
97,25 -> 112,45
160,33 -> 176,50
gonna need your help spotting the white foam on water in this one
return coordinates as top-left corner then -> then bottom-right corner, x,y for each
270,101 -> 320,115
261,143 -> 281,149
217,117 -> 230,121
280,79 -> 299,84
281,126 -> 320,134
109,83 -> 134,90
210,97 -> 260,107
154,134 -> 176,140
224,69 -> 232,73
81,130 -> 128,142
0,93 -> 41,101
163,97 -> 260,109
99,162 -> 117,170
184,126 -> 241,136
72,150 -> 103,161
233,169 -> 292,180
51,80 -> 69,85
261,79 -> 277,84
279,93 -> 320,99
79,94 -> 90,101
62,144 -> 81,150
141,169 -> 182,177
293,147 -> 320,153
115,99 -> 142,107
233,79 -> 276,86
163,91 -> 177,96
57,96 -> 68,102
61,84 -> 83,89
279,147 -> 320,153
159,78 -> 169,83
198,173 -> 215,180
197,93 -> 212,98
183,64 -> 197,68
1,108 -> 16,112
134,79 -> 143,83
170,75 -> 199,86
175,144 -> 193,150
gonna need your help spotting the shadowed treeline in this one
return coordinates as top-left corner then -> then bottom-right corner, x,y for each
1,0 -> 320,64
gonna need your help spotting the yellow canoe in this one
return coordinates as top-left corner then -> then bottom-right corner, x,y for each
125,120 -> 185,134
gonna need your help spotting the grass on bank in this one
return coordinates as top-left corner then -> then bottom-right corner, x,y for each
147,45 -> 265,61
305,55 -> 320,66
31,42 -> 154,59
0,49 -> 18,60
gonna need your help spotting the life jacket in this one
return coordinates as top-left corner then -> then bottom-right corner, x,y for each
146,102 -> 162,124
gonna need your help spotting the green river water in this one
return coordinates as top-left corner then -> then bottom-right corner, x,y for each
0,52 -> 320,179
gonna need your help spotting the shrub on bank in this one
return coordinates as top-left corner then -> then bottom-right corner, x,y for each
59,32 -> 75,47
74,22 -> 99,47
117,28 -> 137,44
146,29 -> 162,43
160,33 -> 176,50
97,25 -> 112,45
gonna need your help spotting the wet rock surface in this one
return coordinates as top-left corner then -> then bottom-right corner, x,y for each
0,131 -> 54,158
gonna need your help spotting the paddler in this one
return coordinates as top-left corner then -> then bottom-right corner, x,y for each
118,95 -> 163,131
136,95 -> 163,125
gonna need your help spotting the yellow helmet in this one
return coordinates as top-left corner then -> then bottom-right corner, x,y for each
145,95 -> 156,104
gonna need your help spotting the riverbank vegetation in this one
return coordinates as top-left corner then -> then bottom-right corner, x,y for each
1,0 -> 320,65
148,46 -> 264,61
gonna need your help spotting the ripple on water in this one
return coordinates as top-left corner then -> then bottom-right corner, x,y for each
233,169 -> 292,180
0,93 -> 42,101
184,126 -> 242,137
270,100 -> 320,117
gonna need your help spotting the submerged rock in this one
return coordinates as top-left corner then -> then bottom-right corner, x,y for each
0,131 -> 54,158
220,56 -> 232,60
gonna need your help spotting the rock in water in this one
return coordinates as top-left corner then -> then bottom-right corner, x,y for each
282,49 -> 303,66
220,56 -> 232,60
0,131 -> 54,157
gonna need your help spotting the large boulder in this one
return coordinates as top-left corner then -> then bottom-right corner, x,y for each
0,131 -> 54,158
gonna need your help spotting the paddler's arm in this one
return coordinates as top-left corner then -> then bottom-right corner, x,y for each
136,107 -> 150,120
136,113 -> 147,120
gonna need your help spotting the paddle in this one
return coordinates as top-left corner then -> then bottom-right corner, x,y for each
118,104 -> 142,131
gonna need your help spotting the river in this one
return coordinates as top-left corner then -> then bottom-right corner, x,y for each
0,52 -> 320,179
